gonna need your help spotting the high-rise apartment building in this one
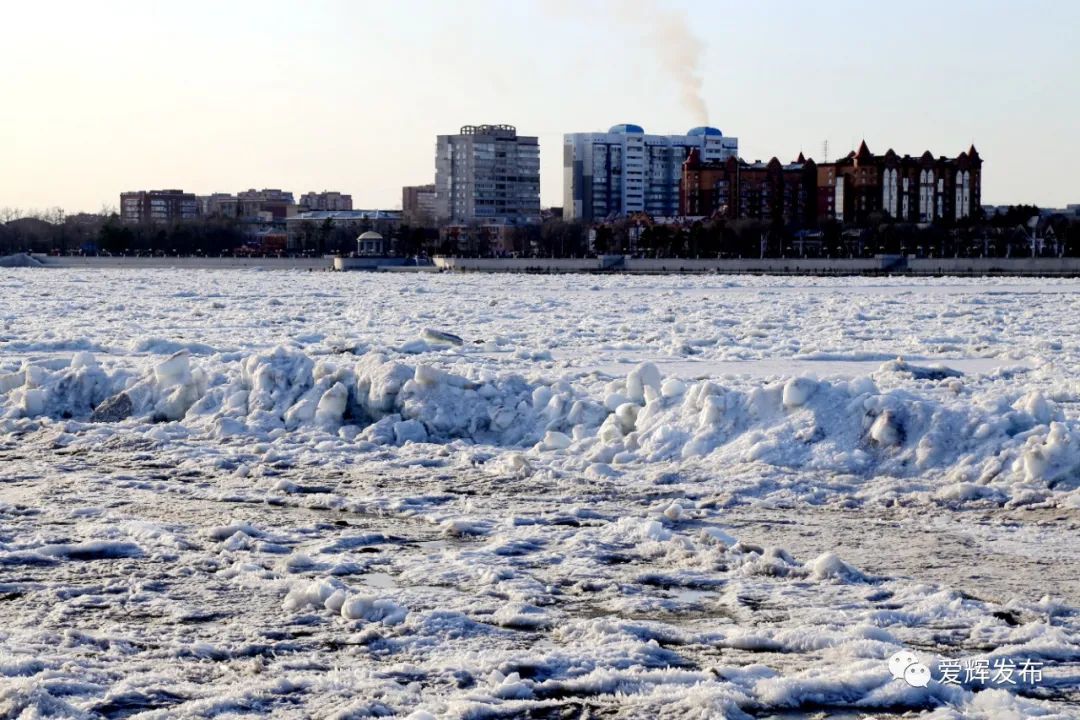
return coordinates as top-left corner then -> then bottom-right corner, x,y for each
434,125 -> 540,225
120,190 -> 199,224
563,124 -> 739,221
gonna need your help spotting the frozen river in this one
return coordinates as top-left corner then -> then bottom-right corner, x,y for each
1,270 -> 1078,718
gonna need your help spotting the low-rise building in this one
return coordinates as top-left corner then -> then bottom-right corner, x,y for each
680,151 -> 816,226
300,191 -> 353,212
120,190 -> 199,224
237,189 -> 296,221
199,193 -> 239,218
285,210 -> 401,254
438,222 -> 522,256
829,142 -> 982,224
680,141 -> 983,226
402,184 -> 439,226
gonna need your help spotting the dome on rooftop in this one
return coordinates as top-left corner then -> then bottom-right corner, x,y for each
609,123 -> 645,134
357,231 -> 383,240
687,126 -> 722,137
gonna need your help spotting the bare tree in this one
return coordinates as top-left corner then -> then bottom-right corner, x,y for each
0,207 -> 23,223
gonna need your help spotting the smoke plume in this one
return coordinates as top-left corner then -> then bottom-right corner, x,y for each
616,1 -> 709,126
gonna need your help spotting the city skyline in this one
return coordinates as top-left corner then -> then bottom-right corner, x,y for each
2,0 -> 1078,215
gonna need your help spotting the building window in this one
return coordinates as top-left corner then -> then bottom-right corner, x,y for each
919,169 -> 935,221
882,168 -> 899,217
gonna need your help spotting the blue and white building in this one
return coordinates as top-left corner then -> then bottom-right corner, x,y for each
563,124 -> 738,221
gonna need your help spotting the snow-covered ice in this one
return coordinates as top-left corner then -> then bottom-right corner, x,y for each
0,269 -> 1078,718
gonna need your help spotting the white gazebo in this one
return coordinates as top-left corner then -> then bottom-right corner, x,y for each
357,230 -> 385,256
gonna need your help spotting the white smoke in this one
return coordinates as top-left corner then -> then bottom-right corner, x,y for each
615,0 -> 709,126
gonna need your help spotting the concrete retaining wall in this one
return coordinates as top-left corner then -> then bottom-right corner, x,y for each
30,255 -> 332,270
906,257 -> 1080,275
333,257 -> 441,272
333,257 -> 410,271
433,255 -> 1080,276
20,253 -> 1080,276
624,258 -> 888,274
434,256 -> 894,274
433,257 -> 600,272
377,265 -> 442,273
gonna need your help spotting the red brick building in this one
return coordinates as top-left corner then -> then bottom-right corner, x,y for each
120,189 -> 199,224
831,141 -> 982,224
680,141 -> 982,226
680,149 -> 816,226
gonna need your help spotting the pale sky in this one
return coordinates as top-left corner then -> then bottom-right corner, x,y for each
2,0 -> 1077,214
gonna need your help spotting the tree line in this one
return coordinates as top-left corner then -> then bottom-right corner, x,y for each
3,204 -> 1079,259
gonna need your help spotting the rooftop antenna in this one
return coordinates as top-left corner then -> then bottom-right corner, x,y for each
822,140 -> 829,163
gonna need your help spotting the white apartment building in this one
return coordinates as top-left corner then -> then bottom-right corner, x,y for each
563,124 -> 738,221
